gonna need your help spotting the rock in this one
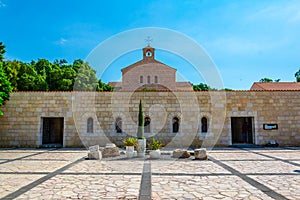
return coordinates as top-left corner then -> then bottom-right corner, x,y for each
88,151 -> 102,160
172,149 -> 190,158
89,145 -> 99,152
194,148 -> 207,160
100,146 -> 120,158
88,145 -> 102,160
105,143 -> 116,148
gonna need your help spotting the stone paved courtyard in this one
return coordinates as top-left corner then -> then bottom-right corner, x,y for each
0,147 -> 299,200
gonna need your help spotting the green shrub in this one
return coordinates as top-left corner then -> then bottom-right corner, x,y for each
149,138 -> 163,150
122,137 -> 137,146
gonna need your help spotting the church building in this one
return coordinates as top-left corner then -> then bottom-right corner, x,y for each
108,46 -> 193,91
0,46 -> 299,148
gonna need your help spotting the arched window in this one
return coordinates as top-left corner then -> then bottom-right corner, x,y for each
115,117 -> 122,133
147,76 -> 150,84
146,51 -> 152,57
172,117 -> 179,133
144,117 -> 151,133
140,76 -> 143,84
201,117 -> 208,133
87,117 -> 93,133
154,76 -> 158,84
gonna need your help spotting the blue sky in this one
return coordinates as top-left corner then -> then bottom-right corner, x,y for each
1,0 -> 300,89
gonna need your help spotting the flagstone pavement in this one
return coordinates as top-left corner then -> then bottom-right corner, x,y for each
0,147 -> 299,200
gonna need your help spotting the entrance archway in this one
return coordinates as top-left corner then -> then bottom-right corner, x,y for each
231,117 -> 254,144
42,117 -> 64,146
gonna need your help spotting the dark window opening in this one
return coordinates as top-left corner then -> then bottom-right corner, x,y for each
140,76 -> 143,84
144,117 -> 151,133
115,117 -> 122,133
201,117 -> 208,133
87,117 -> 93,133
172,117 -> 179,133
155,76 -> 158,84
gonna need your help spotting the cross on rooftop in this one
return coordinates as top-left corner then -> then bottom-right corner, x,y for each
145,36 -> 153,46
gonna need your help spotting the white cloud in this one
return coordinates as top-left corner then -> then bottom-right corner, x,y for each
55,38 -> 68,46
59,38 -> 67,45
246,1 -> 300,24
0,1 -> 6,7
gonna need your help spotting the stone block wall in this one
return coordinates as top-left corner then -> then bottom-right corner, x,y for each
0,91 -> 299,148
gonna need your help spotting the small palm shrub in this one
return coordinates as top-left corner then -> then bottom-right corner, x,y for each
122,137 -> 137,147
149,138 -> 163,150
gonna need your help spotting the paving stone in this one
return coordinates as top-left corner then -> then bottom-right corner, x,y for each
0,148 -> 299,199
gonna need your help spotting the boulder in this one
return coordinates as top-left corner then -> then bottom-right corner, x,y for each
88,151 -> 102,160
88,145 -> 102,160
194,148 -> 207,160
100,146 -> 120,158
172,149 -> 190,158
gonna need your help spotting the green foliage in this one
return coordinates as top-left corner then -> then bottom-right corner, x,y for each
97,79 -> 114,91
259,78 -> 280,82
1,45 -> 112,91
0,42 -> 5,62
192,83 -> 219,91
148,137 -> 163,150
295,69 -> 300,82
0,43 -> 13,115
122,137 -> 137,146
0,63 -> 13,115
73,60 -> 98,91
193,83 -> 210,91
137,99 -> 144,139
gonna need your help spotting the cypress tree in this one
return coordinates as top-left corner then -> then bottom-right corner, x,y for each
137,99 -> 144,139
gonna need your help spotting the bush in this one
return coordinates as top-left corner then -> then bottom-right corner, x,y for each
149,138 -> 163,150
122,137 -> 137,147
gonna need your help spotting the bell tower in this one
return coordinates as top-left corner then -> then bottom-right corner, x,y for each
143,46 -> 155,60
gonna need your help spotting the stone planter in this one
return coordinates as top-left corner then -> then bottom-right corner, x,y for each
137,138 -> 146,157
126,146 -> 135,158
149,150 -> 161,159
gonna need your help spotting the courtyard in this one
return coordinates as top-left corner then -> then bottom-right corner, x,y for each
0,147 -> 299,200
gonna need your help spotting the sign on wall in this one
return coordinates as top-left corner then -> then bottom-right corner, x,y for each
263,124 -> 278,130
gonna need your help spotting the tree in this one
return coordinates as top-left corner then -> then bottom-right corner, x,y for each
295,69 -> 300,82
97,79 -> 114,91
0,42 -> 12,115
137,99 -> 144,139
259,78 -> 274,82
0,42 -> 5,62
0,66 -> 12,115
73,60 -> 98,90
193,83 -> 211,91
3,60 -> 21,91
17,62 -> 38,91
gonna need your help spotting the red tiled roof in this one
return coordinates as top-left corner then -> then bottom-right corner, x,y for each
250,82 -> 300,91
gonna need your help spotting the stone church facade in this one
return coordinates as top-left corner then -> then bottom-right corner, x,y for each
108,46 -> 193,91
0,46 -> 299,148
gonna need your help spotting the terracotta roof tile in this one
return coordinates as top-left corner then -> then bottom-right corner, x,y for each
250,82 -> 300,91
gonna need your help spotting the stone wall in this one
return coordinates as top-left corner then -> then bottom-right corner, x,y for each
0,91 -> 299,148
